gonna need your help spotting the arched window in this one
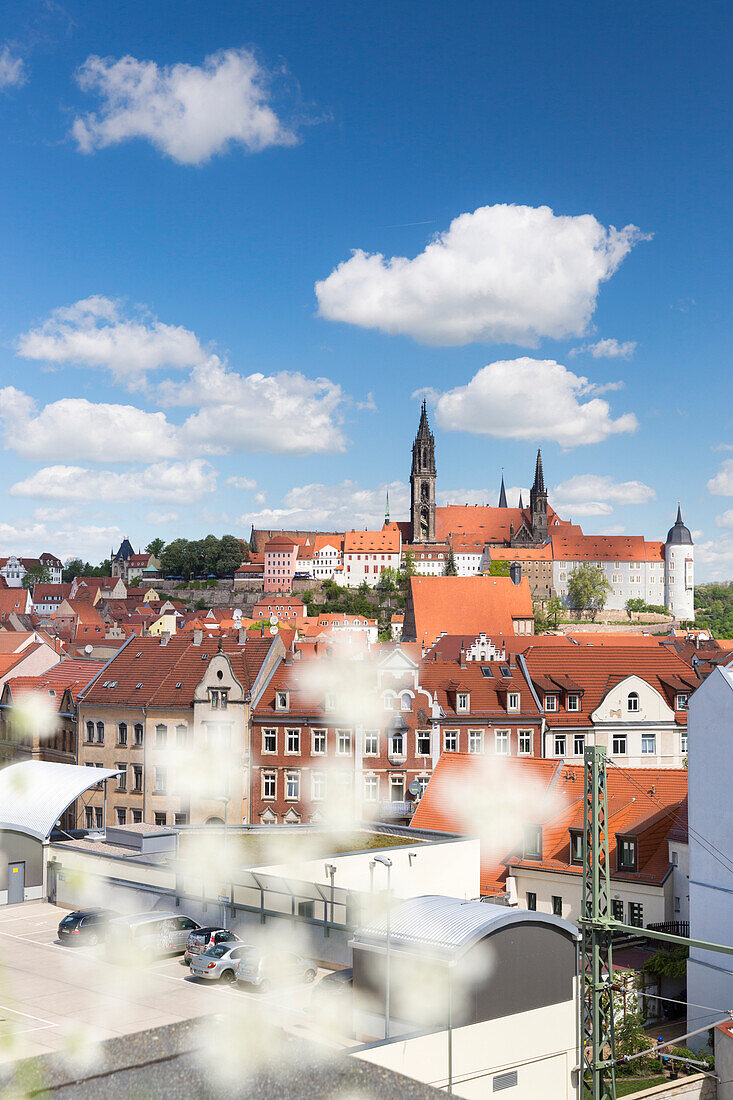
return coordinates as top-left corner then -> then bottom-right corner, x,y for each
176,723 -> 188,746
627,691 -> 639,713
134,723 -> 144,746
155,723 -> 167,746
421,482 -> 429,502
400,693 -> 412,712
96,721 -> 104,743
86,721 -> 94,742
118,722 -> 127,746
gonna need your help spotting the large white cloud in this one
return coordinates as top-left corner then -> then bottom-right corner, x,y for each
0,517 -> 123,562
162,359 -> 347,455
434,358 -> 638,447
0,46 -> 26,90
72,48 -> 297,165
239,480 -> 409,531
551,474 -> 655,516
10,460 -> 217,504
316,204 -> 647,346
17,297 -> 208,388
708,460 -> 733,496
0,388 -> 179,463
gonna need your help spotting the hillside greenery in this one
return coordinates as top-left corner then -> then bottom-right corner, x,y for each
695,581 -> 733,638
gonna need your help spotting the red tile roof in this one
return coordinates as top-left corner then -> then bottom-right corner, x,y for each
405,575 -> 534,648
344,523 -> 401,553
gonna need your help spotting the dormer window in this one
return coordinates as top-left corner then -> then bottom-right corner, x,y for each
570,831 -> 584,865
617,836 -> 637,872
544,694 -> 558,712
324,692 -> 336,712
523,825 -> 542,860
676,693 -> 688,710
456,692 -> 470,713
275,691 -> 289,711
507,692 -> 520,712
627,691 -> 639,713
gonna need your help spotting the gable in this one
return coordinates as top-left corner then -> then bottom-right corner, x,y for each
591,674 -> 675,724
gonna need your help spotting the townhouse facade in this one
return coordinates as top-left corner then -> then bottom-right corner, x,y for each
342,524 -> 402,587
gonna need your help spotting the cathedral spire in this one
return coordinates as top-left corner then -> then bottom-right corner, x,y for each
533,448 -> 545,493
498,470 -> 508,508
410,398 -> 436,542
518,491 -> 524,510
385,489 -> 390,525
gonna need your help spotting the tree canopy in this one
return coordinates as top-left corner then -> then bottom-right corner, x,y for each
22,563 -> 51,590
695,581 -> 733,638
158,535 -> 245,579
566,564 -> 612,619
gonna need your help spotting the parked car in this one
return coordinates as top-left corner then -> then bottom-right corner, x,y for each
57,908 -> 119,947
106,912 -> 200,960
184,927 -> 240,965
236,950 -> 317,993
314,967 -> 353,1001
189,942 -> 254,984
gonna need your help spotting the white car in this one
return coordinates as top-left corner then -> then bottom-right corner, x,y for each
236,950 -> 317,993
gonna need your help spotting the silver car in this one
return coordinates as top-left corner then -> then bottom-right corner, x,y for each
106,912 -> 200,960
235,950 -> 317,993
189,942 -> 254,983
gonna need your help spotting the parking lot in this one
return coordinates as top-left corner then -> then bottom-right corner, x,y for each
0,901 -> 337,1064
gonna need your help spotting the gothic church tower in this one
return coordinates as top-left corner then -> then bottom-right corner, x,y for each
411,400 -> 436,542
529,448 -> 548,542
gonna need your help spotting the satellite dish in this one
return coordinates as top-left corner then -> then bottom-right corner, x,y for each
269,625 -> 279,635
408,780 -> 422,797
84,645 -> 93,655
232,609 -> 242,621
269,615 -> 279,626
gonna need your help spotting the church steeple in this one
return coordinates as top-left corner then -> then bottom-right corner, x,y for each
518,491 -> 524,510
498,470 -> 508,508
385,489 -> 390,525
410,399 -> 436,542
533,449 -> 545,494
529,448 -> 548,541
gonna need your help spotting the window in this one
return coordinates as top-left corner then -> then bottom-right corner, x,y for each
364,730 -> 378,755
363,774 -> 378,801
552,895 -> 563,917
417,730 -> 431,756
275,691 -> 288,711
544,695 -> 558,712
628,902 -> 644,928
507,692 -> 520,712
311,772 -> 325,801
518,730 -> 532,755
132,765 -> 143,792
96,721 -> 104,743
176,724 -> 187,747
210,690 -> 219,709
681,733 -> 688,754
674,896 -> 681,913
523,825 -> 542,860
154,812 -> 166,826
263,728 -> 277,753
337,730 -> 351,755
627,691 -> 639,712
115,808 -> 127,825
641,734 -> 656,755
444,729 -> 458,752
567,694 -> 580,712
611,899 -> 623,921
618,836 -> 637,871
86,721 -> 94,743
95,808 -> 103,829
116,764 -> 127,792
285,771 -> 300,800
570,831 -> 583,864
85,807 -> 94,829
495,729 -> 509,755
324,692 -> 336,712
132,809 -> 142,824
174,812 -> 188,826
134,723 -> 143,746
118,722 -> 127,746
219,690 -> 228,710
400,694 -> 412,711
262,772 -> 276,799
383,695 -> 394,710
154,767 -> 167,794
676,693 -> 688,710
468,729 -> 483,754
573,733 -> 585,756
612,734 -> 627,755
456,692 -> 469,712
286,728 -> 300,754
312,729 -> 327,754
671,850 -> 679,866
390,775 -> 404,801
526,891 -> 537,911
554,734 -> 566,757
155,723 -> 167,747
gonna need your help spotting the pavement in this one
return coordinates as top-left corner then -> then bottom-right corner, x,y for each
0,900 -> 339,1066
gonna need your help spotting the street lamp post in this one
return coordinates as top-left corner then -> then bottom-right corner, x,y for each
373,853 -> 393,1039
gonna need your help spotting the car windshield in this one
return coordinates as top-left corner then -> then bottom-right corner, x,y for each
204,944 -> 230,959
60,915 -> 78,926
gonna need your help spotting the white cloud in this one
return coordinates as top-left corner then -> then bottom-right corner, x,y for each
0,388 -> 179,462
16,296 -> 208,387
316,203 -> 648,346
434,358 -> 639,447
708,460 -> 733,496
0,46 -> 26,90
437,486 -> 528,507
163,359 -> 347,455
696,537 -> 733,581
72,48 -> 297,165
596,524 -> 627,536
551,474 -> 655,516
569,338 -> 636,360
716,511 -> 733,529
10,460 -> 216,504
146,510 -> 179,524
239,480 -> 408,531
0,517 -> 123,562
225,476 -> 257,490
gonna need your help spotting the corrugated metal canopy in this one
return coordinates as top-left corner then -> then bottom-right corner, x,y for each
0,761 -> 120,841
353,894 -> 579,960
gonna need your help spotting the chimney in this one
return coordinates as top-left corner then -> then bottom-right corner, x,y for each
160,631 -> 170,646
193,629 -> 203,646
510,561 -> 522,585
238,626 -> 247,645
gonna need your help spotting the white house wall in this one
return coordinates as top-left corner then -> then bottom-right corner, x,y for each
508,867 -> 670,927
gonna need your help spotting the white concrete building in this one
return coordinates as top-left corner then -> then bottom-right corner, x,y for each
343,525 -> 402,588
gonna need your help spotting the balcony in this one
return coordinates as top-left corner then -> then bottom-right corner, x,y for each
387,749 -> 407,766
378,800 -> 412,820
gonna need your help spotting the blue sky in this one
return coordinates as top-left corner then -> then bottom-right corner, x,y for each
0,0 -> 730,576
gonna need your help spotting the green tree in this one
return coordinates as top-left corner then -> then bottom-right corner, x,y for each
62,557 -> 84,584
488,560 -> 511,577
546,596 -> 563,628
443,549 -> 458,576
145,538 -> 165,558
216,535 -> 245,577
567,564 -> 612,621
533,602 -> 550,634
626,597 -> 646,617
22,563 -> 51,590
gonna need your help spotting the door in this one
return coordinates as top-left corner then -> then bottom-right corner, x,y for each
7,863 -> 25,904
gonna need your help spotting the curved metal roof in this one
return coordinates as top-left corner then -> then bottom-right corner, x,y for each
0,761 -> 120,841
353,894 -> 579,960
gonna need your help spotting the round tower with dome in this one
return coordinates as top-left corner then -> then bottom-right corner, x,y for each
664,505 -> 694,621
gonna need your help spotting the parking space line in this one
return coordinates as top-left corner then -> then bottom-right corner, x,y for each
0,1003 -> 56,1026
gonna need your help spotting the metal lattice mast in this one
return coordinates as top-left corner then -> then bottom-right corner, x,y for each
581,746 -> 616,1100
